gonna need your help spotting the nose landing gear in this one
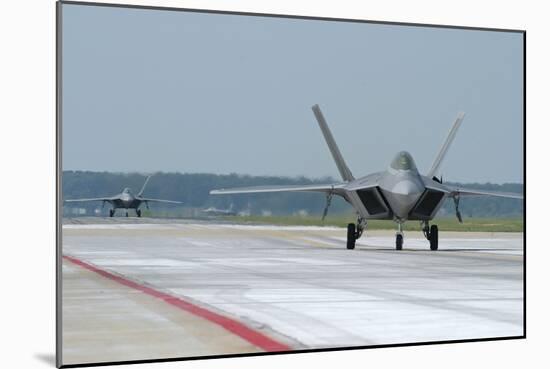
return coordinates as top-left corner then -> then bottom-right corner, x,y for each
109,209 -> 115,217
396,234 -> 403,250
396,222 -> 404,250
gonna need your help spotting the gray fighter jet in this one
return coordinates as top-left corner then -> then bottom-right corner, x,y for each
64,175 -> 182,217
211,105 -> 523,251
201,204 -> 238,216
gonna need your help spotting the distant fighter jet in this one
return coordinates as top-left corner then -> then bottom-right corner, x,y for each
201,204 -> 237,216
211,105 -> 523,251
64,175 -> 182,217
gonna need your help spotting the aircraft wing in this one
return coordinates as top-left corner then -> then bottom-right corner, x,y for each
449,187 -> 523,199
64,196 -> 117,203
210,183 -> 347,195
140,198 -> 182,204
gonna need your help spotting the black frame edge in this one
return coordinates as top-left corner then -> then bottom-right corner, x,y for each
56,1 -> 63,368
59,0 -> 525,34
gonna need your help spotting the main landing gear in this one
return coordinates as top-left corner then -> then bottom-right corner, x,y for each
345,219 -> 439,251
422,221 -> 439,251
109,209 -> 142,217
395,221 -> 439,251
346,218 -> 366,250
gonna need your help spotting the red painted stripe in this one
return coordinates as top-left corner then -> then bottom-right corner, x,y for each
63,254 -> 290,352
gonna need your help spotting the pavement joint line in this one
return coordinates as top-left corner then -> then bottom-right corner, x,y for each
62,254 -> 291,352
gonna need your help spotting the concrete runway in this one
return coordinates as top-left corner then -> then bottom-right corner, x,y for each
62,217 -> 523,364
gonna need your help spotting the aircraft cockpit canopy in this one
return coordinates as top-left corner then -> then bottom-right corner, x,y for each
390,151 -> 417,171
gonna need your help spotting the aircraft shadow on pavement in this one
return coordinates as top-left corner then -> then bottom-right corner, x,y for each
354,247 -> 516,252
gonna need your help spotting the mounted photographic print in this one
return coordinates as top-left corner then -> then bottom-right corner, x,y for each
57,1 -> 525,367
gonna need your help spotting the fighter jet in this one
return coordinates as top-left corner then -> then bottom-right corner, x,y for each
201,204 -> 238,216
64,175 -> 182,217
211,105 -> 523,251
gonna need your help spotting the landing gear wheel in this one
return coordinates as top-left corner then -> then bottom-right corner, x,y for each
136,209 -> 142,217
346,223 -> 356,250
396,234 -> 403,250
429,225 -> 438,250
125,211 -> 129,217
109,209 -> 114,217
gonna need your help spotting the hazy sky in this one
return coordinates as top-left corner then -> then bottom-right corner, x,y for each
62,4 -> 523,183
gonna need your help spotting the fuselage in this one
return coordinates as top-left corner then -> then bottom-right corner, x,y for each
111,188 -> 142,209
342,151 -> 445,222
378,166 -> 424,219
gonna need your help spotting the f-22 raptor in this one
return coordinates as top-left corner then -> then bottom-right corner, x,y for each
65,175 -> 182,217
211,105 -> 523,251
201,204 -> 238,217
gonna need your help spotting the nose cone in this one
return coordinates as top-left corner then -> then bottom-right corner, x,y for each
121,193 -> 133,205
384,178 -> 424,219
392,179 -> 423,196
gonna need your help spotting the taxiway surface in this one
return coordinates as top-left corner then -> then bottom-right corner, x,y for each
61,217 -> 523,364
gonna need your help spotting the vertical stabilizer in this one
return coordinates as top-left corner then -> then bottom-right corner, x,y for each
427,112 -> 465,178
138,175 -> 152,196
311,104 -> 354,182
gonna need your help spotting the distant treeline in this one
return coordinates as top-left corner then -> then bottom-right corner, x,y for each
62,171 -> 524,218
